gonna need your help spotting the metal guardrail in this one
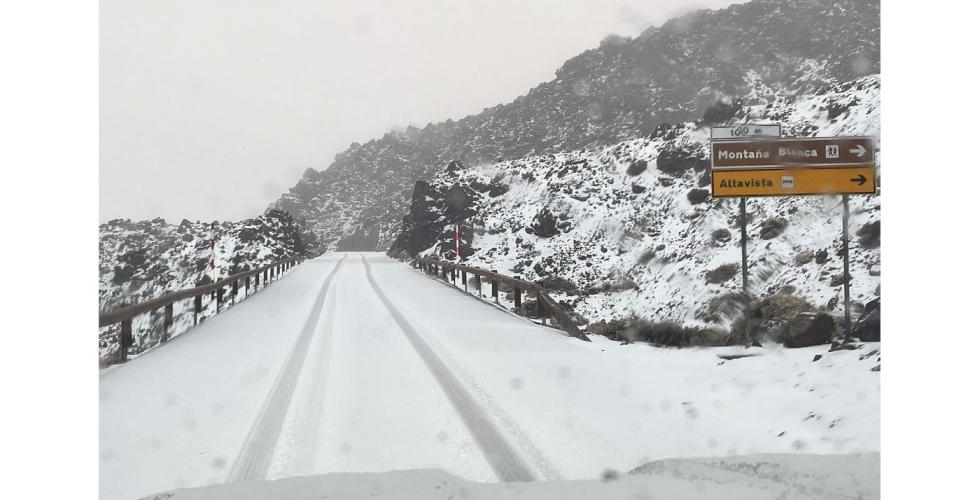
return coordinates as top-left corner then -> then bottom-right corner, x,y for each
99,256 -> 302,363
415,257 -> 590,342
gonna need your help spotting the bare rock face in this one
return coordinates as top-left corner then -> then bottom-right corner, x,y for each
386,174 -> 478,260
780,312 -> 836,348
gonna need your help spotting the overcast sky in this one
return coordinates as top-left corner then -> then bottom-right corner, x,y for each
101,0 -> 742,223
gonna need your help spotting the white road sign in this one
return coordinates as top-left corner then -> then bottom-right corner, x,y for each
710,124 -> 781,140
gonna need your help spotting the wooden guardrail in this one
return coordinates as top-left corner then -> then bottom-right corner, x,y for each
99,256 -> 302,363
415,256 -> 590,342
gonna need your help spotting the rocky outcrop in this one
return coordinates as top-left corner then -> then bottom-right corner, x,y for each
386,168 -> 479,260
853,298 -> 880,342
780,313 -> 836,348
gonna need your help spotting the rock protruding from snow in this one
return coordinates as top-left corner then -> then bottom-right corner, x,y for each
780,313 -> 837,348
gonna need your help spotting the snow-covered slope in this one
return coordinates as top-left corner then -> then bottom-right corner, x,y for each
271,0 -> 879,252
389,75 -> 880,337
98,209 -> 311,360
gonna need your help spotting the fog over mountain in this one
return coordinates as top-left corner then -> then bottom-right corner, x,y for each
100,0 -> 743,223
271,0 -> 878,252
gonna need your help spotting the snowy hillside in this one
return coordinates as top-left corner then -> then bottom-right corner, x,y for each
388,75 -> 880,340
98,209 -> 311,360
271,0 -> 879,252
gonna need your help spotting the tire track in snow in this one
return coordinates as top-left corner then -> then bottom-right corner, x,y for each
360,254 -> 537,482
285,263 -> 340,475
228,254 -> 347,482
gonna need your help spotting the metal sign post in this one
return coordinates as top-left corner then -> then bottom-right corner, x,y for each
709,130 -> 877,344
842,195 -> 851,338
739,197 -> 750,345
710,124 -> 783,347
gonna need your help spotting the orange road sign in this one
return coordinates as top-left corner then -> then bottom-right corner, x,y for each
711,166 -> 876,198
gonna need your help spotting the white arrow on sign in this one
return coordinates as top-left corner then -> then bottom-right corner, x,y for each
849,144 -> 867,157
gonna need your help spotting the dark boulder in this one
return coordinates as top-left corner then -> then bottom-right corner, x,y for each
656,146 -> 709,177
794,250 -> 814,266
857,221 -> 880,249
759,217 -> 788,240
705,263 -> 738,284
853,298 -> 880,342
529,208 -> 561,238
626,159 -> 648,176
780,312 -> 836,348
712,228 -> 732,243
687,188 -> 710,204
815,249 -> 829,264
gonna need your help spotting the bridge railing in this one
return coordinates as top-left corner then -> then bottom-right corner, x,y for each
99,256 -> 302,364
414,256 -> 590,342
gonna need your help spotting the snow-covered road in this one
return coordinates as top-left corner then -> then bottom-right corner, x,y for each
100,253 -> 880,500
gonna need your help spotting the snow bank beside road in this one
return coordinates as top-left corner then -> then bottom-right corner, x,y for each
144,452 -> 879,500
376,256 -> 880,480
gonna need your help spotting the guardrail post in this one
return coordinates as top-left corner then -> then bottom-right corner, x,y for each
194,294 -> 202,324
462,270 -> 467,292
514,286 -> 522,315
451,268 -> 456,285
244,274 -> 250,296
491,275 -> 499,303
216,286 -> 223,313
264,269 -> 268,285
232,279 -> 239,303
119,319 -> 132,362
162,303 -> 173,342
476,274 -> 482,297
